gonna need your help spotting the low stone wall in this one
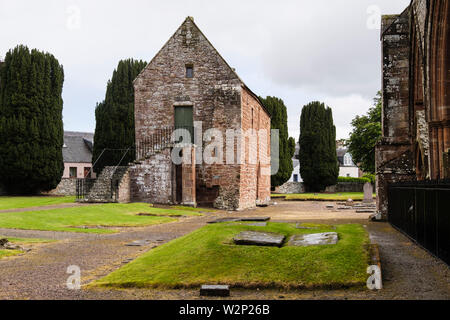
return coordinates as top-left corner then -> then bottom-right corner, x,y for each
130,149 -> 173,204
46,178 -> 77,196
275,182 -> 305,194
325,182 -> 375,193
275,181 -> 374,194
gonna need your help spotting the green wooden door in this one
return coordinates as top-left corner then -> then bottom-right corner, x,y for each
174,106 -> 193,143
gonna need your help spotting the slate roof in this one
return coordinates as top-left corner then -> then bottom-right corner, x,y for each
62,132 -> 94,163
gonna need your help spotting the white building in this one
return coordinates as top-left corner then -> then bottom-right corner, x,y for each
287,144 -> 360,182
337,148 -> 360,178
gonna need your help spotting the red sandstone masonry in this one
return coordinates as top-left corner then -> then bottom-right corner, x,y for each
240,88 -> 271,209
132,17 -> 271,210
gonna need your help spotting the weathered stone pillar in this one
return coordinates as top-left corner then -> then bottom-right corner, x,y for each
443,149 -> 450,179
181,145 -> 196,207
376,12 -> 416,220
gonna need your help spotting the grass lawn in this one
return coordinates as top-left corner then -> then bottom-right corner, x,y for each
272,192 -> 376,201
0,203 -> 206,234
0,236 -> 56,244
0,196 -> 76,210
91,222 -> 370,289
0,249 -> 22,259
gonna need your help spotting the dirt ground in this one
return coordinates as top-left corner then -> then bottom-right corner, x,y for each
0,200 -> 448,300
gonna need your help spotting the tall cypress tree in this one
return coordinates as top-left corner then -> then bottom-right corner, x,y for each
93,59 -> 147,174
0,45 -> 64,194
259,96 -> 296,188
299,101 -> 339,192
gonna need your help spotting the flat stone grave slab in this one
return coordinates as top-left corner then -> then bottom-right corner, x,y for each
239,217 -> 271,222
337,206 -> 352,210
208,217 -> 271,224
207,218 -> 240,224
125,240 -> 152,247
288,232 -> 338,247
226,222 -> 267,227
233,231 -> 285,247
200,285 -> 230,297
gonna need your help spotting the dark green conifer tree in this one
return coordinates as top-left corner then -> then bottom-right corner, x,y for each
0,45 -> 64,194
93,59 -> 147,174
259,96 -> 296,188
299,101 -> 339,192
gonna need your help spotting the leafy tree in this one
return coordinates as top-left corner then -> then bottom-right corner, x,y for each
0,45 -> 64,194
299,101 -> 339,192
347,92 -> 382,174
93,59 -> 147,174
259,96 -> 296,188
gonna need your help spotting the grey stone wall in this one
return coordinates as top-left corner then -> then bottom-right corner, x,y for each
325,182 -> 375,193
46,178 -> 77,196
275,182 -> 305,194
376,10 -> 416,218
130,149 -> 173,204
275,182 -> 372,194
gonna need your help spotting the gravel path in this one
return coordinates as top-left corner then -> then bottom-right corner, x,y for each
0,212 -> 222,300
0,200 -> 448,300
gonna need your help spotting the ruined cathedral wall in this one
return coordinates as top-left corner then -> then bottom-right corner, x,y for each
376,10 -> 417,218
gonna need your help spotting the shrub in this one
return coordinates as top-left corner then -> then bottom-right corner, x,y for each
337,176 -> 371,184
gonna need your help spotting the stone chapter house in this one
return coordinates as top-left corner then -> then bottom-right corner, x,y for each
376,0 -> 450,218
83,17 -> 272,210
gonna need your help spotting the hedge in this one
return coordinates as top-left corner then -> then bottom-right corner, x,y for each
337,176 -> 371,184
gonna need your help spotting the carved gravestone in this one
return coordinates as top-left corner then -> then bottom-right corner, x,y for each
363,182 -> 374,203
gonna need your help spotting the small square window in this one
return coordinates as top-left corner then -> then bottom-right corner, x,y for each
186,65 -> 194,78
69,167 -> 77,178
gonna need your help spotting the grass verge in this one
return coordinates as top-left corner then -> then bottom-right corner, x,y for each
0,249 -> 22,259
0,236 -> 55,259
0,196 -> 76,210
91,222 -> 370,289
272,192 -> 376,201
0,203 -> 205,234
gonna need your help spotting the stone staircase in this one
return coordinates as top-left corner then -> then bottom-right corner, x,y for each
80,166 -> 130,203
354,202 -> 377,213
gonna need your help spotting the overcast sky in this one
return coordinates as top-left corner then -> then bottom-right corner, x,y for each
0,0 -> 410,140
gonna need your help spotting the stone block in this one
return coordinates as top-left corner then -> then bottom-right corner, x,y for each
233,231 -> 285,247
239,217 -> 270,222
288,232 -> 338,247
200,285 -> 230,297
